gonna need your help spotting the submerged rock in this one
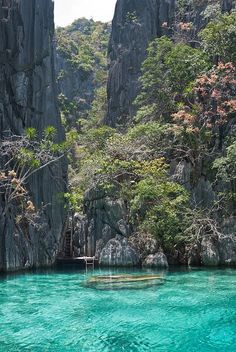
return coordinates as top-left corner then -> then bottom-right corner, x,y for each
86,273 -> 165,290
99,235 -> 140,267
143,252 -> 169,269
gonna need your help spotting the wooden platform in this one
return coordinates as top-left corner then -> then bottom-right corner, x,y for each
56,256 -> 98,269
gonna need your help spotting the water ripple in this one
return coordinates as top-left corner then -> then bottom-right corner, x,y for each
0,268 -> 236,351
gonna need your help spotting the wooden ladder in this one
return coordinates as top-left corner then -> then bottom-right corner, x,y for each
64,229 -> 72,257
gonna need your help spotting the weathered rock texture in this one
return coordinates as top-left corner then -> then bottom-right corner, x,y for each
56,53 -> 95,118
187,233 -> 236,267
128,232 -> 159,261
0,0 -> 67,272
99,235 -> 140,267
143,252 -> 169,269
86,0 -> 236,267
106,0 -> 176,126
84,187 -> 130,258
55,19 -> 111,125
106,0 -> 235,127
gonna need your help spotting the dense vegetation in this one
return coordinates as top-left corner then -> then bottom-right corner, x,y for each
64,10 -> 236,253
56,18 -> 110,130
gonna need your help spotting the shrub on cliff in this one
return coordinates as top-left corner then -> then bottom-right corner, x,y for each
200,12 -> 236,63
0,127 -> 68,231
135,36 -> 209,122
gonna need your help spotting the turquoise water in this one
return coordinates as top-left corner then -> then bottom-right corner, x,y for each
0,267 -> 236,351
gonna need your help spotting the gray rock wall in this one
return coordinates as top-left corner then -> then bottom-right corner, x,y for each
90,0 -> 236,266
106,0 -> 235,127
84,187 -> 130,257
106,0 -> 176,126
55,20 -> 111,125
0,0 -> 67,272
56,52 -> 95,117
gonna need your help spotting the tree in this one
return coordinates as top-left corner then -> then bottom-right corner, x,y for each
200,12 -> 236,63
0,127 -> 67,230
131,177 -> 189,250
165,43 -> 210,93
194,62 -> 236,127
213,141 -> 236,181
135,36 -> 209,122
135,36 -> 174,122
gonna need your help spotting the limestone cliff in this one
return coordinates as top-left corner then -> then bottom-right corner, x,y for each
85,0 -> 178,258
106,0 -> 175,127
0,0 -> 67,272
55,19 -> 111,126
106,0 -> 234,127
82,0 -> 236,267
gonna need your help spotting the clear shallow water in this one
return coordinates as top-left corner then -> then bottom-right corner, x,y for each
0,267 -> 236,352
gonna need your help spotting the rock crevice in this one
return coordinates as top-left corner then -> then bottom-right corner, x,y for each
0,0 -> 67,272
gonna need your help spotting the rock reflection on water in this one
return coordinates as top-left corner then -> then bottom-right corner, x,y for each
84,273 -> 166,290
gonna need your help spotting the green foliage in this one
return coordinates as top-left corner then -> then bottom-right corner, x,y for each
56,19 -> 110,75
44,126 -> 57,140
17,126 -> 67,170
127,122 -> 168,141
58,94 -> 77,117
69,111 -> 191,245
25,127 -> 37,140
136,36 -> 173,98
131,178 -> 189,249
176,0 -> 204,17
213,141 -> 236,183
135,36 -> 209,122
60,20 -> 112,211
200,12 -> 236,63
18,148 -> 40,169
0,124 -> 67,224
64,190 -> 84,212
87,86 -> 108,127
81,125 -> 115,152
164,44 -> 210,93
56,19 -> 110,129
16,126 -> 60,169
64,11 -> 236,250
201,2 -> 222,21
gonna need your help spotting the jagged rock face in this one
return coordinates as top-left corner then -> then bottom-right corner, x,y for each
99,235 -> 140,267
106,0 -> 176,126
106,0 -> 235,127
143,252 -> 169,268
84,187 -> 130,257
128,232 -> 159,260
222,0 -> 235,11
171,160 -> 216,208
55,19 -> 111,125
0,0 -> 67,272
201,237 -> 220,266
56,53 -> 95,117
100,0 -> 236,268
188,234 -> 236,267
